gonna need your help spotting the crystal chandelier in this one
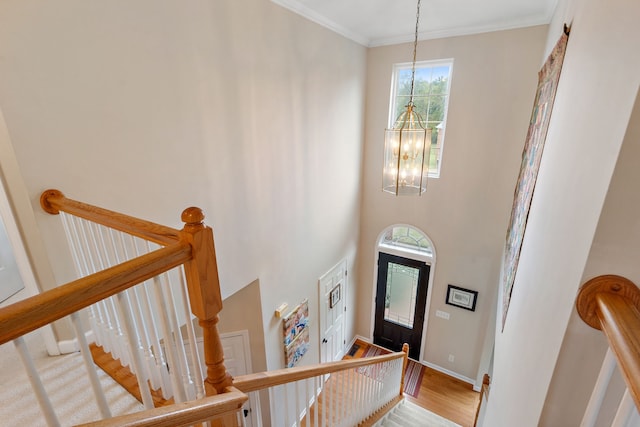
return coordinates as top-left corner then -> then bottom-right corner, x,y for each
382,0 -> 431,196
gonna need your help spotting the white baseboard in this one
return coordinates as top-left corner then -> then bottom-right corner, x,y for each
422,361 -> 477,389
354,334 -> 371,344
57,330 -> 95,354
345,335 -> 370,354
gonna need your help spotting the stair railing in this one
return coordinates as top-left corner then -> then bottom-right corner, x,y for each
0,189 -> 234,425
576,275 -> 640,427
0,189 -> 410,426
71,349 -> 407,426
232,349 -> 408,427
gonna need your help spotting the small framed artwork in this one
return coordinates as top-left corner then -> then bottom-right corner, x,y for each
330,284 -> 341,309
446,285 -> 478,311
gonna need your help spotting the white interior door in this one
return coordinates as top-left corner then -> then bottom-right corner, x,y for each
319,259 -> 347,364
195,330 -> 259,427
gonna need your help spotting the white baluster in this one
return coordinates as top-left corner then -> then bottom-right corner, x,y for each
70,312 -> 111,419
74,217 -> 117,358
350,368 -> 356,421
305,377 -> 311,427
89,223 -> 129,368
115,291 -> 155,410
119,232 -> 168,395
151,274 -> 186,402
314,376 -> 320,427
14,337 -> 60,427
141,279 -> 173,398
611,389 -> 637,427
581,348 -> 617,427
158,268 -> 193,400
178,267 -> 205,399
60,213 -> 103,349
293,381 -> 302,426
282,384 -> 290,426
320,374 -> 327,427
269,387 -> 276,427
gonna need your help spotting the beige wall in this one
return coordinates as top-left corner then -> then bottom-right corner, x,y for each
540,90 -> 640,427
484,0 -> 640,425
0,0 -> 366,368
359,26 -> 546,380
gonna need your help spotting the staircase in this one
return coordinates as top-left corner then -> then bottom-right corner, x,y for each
0,190 -> 412,426
374,399 -> 462,427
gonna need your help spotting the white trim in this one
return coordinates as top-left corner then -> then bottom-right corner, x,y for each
370,19 -> 552,47
57,330 -> 95,354
219,330 -> 261,427
387,59 -> 454,179
270,0 -> 553,48
269,0 -> 370,46
0,108 -> 60,356
371,225 -> 436,363
422,361 -> 477,389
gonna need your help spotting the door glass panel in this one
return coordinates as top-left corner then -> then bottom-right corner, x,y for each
384,262 -> 419,328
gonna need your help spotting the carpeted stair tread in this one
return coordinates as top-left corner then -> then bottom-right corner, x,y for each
392,404 -> 428,424
374,399 -> 462,427
381,416 -> 405,427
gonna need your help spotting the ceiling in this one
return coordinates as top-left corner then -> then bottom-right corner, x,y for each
271,0 -> 558,47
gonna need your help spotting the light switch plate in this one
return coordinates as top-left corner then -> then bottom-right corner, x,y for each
436,310 -> 450,320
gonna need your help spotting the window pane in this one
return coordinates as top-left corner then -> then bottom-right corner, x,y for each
389,60 -> 452,177
393,95 -> 412,120
396,69 -> 414,96
429,66 -> 450,94
426,95 -> 447,122
384,262 -> 419,328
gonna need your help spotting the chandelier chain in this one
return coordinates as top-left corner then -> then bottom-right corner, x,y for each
409,0 -> 421,106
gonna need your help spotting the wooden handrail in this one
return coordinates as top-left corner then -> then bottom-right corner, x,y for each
75,387 -> 248,427
38,189 -> 233,396
576,275 -> 640,410
40,189 -> 181,245
0,243 -> 191,346
232,352 -> 405,393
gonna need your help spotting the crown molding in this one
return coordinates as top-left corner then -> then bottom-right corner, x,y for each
270,0 -> 371,46
271,0 -> 555,48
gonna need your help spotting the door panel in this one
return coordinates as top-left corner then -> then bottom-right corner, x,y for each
319,259 -> 347,363
374,252 -> 429,360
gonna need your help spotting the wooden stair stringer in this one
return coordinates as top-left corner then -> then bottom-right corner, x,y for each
89,343 -> 174,408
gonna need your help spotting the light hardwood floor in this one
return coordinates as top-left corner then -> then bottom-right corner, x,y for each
344,340 -> 480,427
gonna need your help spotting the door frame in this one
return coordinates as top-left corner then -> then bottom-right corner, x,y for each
219,330 -> 260,427
373,252 -> 429,359
369,225 -> 436,363
0,107 -> 59,355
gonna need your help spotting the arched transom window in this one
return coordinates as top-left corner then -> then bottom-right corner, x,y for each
379,225 -> 433,258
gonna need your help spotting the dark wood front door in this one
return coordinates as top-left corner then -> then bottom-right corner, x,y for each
373,252 -> 429,360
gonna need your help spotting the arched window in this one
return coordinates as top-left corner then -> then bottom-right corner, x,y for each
378,224 -> 434,259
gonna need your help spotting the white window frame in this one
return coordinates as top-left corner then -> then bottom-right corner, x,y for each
388,58 -> 454,178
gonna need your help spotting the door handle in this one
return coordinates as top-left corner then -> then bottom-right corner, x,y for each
322,338 -> 328,344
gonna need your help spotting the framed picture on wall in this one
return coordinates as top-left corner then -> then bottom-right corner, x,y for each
330,284 -> 341,308
446,285 -> 478,311
282,299 -> 310,367
502,26 -> 570,329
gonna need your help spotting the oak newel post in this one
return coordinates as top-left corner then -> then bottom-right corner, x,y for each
180,207 -> 232,396
400,343 -> 409,396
